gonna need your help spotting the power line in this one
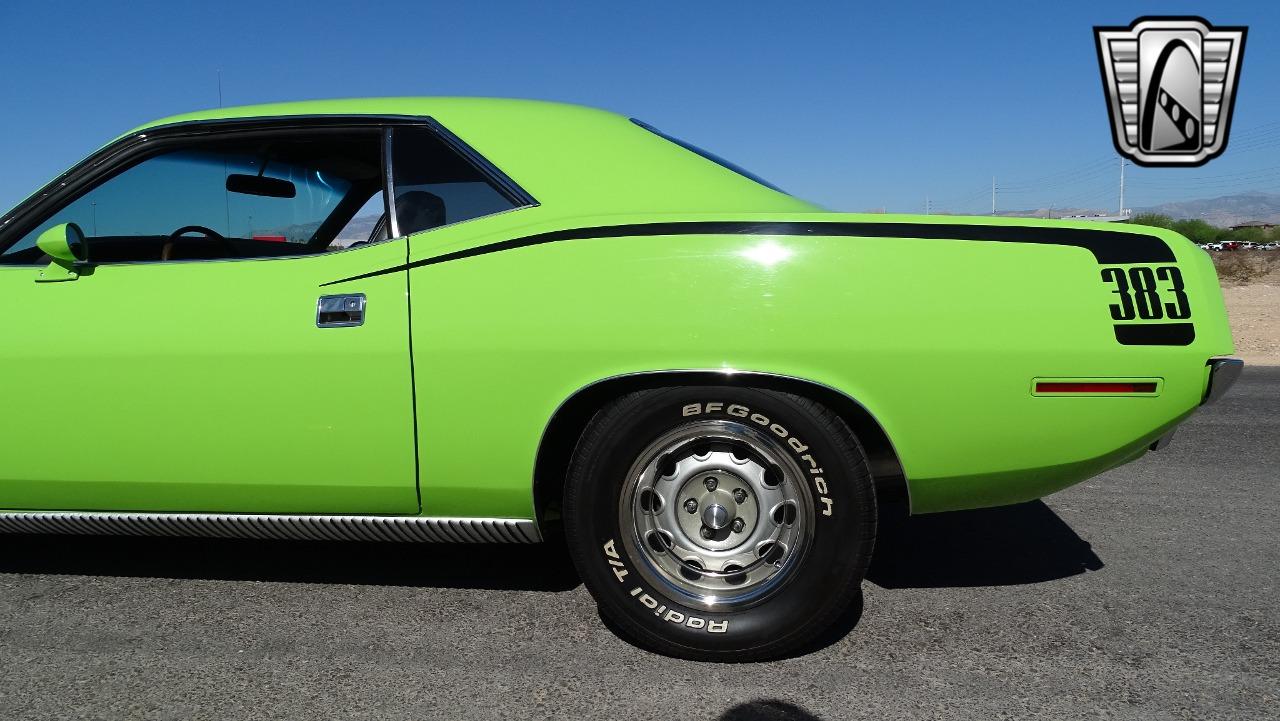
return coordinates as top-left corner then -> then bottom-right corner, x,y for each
997,157 -> 1116,191
924,118 -> 1280,214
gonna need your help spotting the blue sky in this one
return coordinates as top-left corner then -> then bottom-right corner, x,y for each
1,1 -> 1275,215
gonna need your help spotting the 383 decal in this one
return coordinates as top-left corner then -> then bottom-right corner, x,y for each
1101,266 -> 1191,321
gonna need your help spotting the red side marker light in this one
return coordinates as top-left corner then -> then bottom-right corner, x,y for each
1035,382 -> 1158,394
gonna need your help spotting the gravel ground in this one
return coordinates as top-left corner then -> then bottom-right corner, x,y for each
1223,280 -> 1280,365
0,368 -> 1276,721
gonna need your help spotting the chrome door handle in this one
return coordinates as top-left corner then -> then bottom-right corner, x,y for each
316,294 -> 366,327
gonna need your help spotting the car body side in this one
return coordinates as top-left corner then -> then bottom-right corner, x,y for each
0,98 -> 1234,522
389,211 -> 1230,518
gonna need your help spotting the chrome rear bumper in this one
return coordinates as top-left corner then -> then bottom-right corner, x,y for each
1152,358 -> 1244,452
1203,358 -> 1244,405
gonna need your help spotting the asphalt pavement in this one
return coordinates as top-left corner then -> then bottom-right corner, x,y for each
1,367 -> 1276,720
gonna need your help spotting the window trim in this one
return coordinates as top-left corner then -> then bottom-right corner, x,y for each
382,128 -> 401,241
630,118 -> 787,194
0,114 -> 538,266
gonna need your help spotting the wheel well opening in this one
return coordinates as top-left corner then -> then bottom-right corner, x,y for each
533,372 -> 908,534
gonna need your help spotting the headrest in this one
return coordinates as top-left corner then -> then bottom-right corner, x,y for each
396,190 -> 446,235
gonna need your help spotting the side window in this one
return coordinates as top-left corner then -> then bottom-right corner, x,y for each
0,132 -> 385,264
391,127 -> 519,236
329,192 -> 389,250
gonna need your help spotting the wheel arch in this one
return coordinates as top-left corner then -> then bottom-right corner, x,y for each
532,370 -> 909,533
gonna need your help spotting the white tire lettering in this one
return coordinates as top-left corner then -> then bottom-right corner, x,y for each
623,588 -> 728,632
681,402 -> 837,522
604,539 -> 629,582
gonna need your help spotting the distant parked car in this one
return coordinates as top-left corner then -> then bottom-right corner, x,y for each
1239,242 -> 1258,250
1207,242 -> 1225,251
1261,242 -> 1279,251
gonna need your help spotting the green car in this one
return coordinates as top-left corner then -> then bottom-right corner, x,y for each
0,98 -> 1241,660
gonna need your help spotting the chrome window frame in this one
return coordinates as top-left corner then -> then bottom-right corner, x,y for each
382,128 -> 401,241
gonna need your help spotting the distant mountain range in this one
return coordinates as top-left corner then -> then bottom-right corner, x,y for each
1132,192 -> 1280,227
989,191 -> 1280,228
336,214 -> 381,243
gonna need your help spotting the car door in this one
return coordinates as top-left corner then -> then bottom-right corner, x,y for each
0,122 -> 418,514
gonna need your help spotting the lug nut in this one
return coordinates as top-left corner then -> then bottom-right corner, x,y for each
733,488 -> 748,504
700,526 -> 714,540
731,518 -> 745,533
683,499 -> 698,514
703,477 -> 718,491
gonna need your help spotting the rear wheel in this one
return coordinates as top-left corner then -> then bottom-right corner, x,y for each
563,386 -> 876,661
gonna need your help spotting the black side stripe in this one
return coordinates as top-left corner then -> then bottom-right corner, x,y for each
320,221 -> 1176,287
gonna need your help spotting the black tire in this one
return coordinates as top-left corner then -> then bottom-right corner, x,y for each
563,386 -> 876,661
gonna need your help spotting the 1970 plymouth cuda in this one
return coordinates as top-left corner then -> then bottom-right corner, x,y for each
0,98 -> 1241,660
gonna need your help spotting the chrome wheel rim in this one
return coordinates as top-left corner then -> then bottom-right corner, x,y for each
619,419 -> 814,609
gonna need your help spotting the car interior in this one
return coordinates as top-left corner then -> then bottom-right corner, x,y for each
0,125 -> 519,266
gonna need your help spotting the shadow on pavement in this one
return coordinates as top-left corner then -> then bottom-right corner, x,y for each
719,700 -> 823,720
0,533 -> 582,592
868,500 -> 1104,588
0,500 -> 1097,596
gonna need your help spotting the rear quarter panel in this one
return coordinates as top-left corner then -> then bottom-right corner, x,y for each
396,213 -> 1231,517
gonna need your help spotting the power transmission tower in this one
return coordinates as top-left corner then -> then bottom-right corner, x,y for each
1118,157 -> 1126,214
991,176 -> 996,215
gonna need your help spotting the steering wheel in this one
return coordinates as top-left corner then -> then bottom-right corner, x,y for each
162,225 -> 233,261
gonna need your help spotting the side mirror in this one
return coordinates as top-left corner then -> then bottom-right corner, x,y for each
35,223 -> 87,283
37,222 -> 87,263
